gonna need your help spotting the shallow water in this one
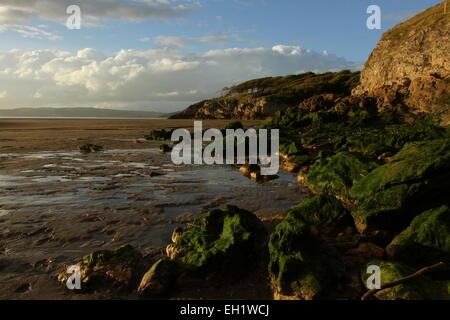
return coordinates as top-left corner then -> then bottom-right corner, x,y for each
0,147 -> 308,299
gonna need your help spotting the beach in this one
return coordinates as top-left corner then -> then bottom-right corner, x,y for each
0,118 -> 306,299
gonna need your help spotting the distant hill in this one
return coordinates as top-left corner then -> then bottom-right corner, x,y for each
170,70 -> 361,119
0,107 -> 168,118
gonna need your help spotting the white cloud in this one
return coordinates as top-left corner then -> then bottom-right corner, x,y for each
0,45 -> 361,112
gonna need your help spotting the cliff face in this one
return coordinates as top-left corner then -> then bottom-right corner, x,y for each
172,3 -> 449,120
353,2 -> 450,115
171,71 -> 360,119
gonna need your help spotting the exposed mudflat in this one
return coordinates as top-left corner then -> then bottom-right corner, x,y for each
0,119 -> 308,299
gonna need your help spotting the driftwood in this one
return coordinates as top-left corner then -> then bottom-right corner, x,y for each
361,262 -> 447,300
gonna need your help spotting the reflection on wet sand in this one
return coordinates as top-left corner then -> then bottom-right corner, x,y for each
0,148 -> 307,299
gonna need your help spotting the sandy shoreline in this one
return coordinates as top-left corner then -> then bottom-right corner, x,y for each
0,119 -> 260,153
0,118 -> 307,300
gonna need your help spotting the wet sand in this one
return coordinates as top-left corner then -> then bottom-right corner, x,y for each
0,118 -> 308,300
0,119 -> 260,153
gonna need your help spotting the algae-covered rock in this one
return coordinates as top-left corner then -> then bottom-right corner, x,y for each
137,259 -> 179,297
301,152 -> 379,198
386,206 -> 450,265
268,211 -> 344,300
350,139 -> 450,233
287,194 -> 352,231
167,205 -> 267,280
79,144 -> 103,153
361,260 -> 449,300
58,245 -> 143,292
279,141 -> 306,159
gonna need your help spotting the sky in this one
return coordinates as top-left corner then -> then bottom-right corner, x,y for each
0,0 -> 443,112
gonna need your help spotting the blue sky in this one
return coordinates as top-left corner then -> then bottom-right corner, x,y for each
0,0 -> 443,111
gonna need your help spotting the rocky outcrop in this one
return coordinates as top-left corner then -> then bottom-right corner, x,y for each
353,3 -> 450,117
386,205 -> 450,265
171,71 -> 360,119
350,139 -> 450,233
299,152 -> 380,199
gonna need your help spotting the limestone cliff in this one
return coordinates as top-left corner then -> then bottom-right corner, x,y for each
353,2 -> 449,116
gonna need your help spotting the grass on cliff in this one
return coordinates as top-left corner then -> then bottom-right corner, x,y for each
223,70 -> 360,106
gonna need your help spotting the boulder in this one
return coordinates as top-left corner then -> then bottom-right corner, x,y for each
268,211 -> 344,300
137,259 -> 179,297
166,205 -> 267,280
287,194 -> 352,232
386,205 -> 450,265
350,139 -> 450,233
58,245 -> 143,292
300,152 -> 379,198
361,260 -> 449,300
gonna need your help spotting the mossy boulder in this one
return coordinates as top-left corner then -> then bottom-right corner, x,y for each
166,205 -> 267,280
386,206 -> 450,265
268,211 -> 344,300
137,259 -> 179,297
287,194 -> 352,231
350,139 -> 450,233
361,260 -> 449,300
58,245 -> 143,292
301,152 -> 379,198
79,144 -> 103,153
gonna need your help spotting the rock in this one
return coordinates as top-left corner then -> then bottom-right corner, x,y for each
170,71 -> 360,119
239,164 -> 277,181
287,194 -> 352,232
386,205 -> 450,265
352,3 -> 450,121
348,243 -> 385,259
268,211 -> 344,300
239,164 -> 261,177
166,205 -> 267,280
300,152 -> 379,198
144,129 -> 174,141
279,142 -> 306,159
171,226 -> 184,243
79,144 -> 103,153
298,93 -> 343,112
350,139 -> 450,233
137,259 -> 179,297
58,245 -> 143,292
159,144 -> 173,153
361,260 -> 449,300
